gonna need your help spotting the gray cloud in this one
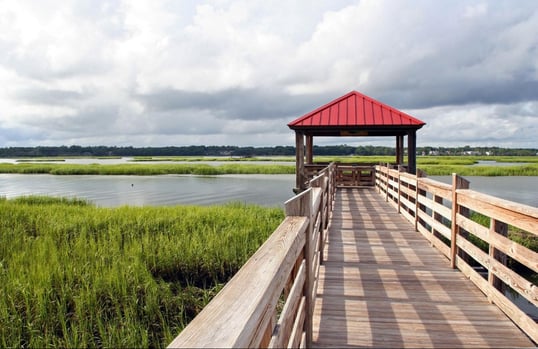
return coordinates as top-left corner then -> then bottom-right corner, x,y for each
135,88 -> 328,120
0,0 -> 537,148
14,88 -> 86,106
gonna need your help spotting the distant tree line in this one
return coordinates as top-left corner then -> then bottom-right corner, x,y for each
0,145 -> 536,158
419,146 -> 538,156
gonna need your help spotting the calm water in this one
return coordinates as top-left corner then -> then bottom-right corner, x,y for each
430,176 -> 537,207
0,157 -> 293,166
471,160 -> 530,167
0,174 -> 296,207
0,173 -> 536,207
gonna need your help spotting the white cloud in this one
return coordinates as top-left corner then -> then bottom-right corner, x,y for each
410,102 -> 538,147
0,0 -> 537,148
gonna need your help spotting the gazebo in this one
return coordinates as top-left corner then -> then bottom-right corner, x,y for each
288,90 -> 425,190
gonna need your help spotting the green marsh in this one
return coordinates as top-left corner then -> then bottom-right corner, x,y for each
0,196 -> 284,348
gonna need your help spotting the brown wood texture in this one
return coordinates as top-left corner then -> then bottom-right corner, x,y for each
312,188 -> 536,348
168,216 -> 308,348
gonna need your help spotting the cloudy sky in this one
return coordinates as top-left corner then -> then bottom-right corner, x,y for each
1,0 -> 537,148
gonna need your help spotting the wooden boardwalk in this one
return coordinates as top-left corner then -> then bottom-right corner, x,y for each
313,188 -> 535,348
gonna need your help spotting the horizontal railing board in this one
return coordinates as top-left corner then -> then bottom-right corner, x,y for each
269,261 -> 306,348
457,190 -> 538,234
489,231 -> 538,274
418,178 -> 452,199
399,173 -> 417,186
399,185 -> 416,198
456,214 -> 489,241
418,195 -> 452,220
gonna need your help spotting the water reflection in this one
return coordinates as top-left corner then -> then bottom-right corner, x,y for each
0,157 -> 293,166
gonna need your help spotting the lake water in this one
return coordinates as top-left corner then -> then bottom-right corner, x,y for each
429,176 -> 537,207
0,157 -> 293,166
0,173 -> 536,208
0,174 -> 297,207
471,160 -> 529,167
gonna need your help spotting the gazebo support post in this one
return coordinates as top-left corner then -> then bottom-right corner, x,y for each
295,132 -> 305,192
408,130 -> 417,174
306,135 -> 314,165
396,135 -> 404,166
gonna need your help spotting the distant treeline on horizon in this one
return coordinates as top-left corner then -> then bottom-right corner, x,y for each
0,145 -> 537,157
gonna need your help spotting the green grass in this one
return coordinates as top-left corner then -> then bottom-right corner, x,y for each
0,163 -> 296,175
312,155 -> 538,175
1,156 -> 537,176
416,156 -> 538,176
419,163 -> 538,176
0,196 -> 284,348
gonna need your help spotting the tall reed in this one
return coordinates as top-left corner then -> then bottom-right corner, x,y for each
0,163 -> 296,175
0,197 -> 284,348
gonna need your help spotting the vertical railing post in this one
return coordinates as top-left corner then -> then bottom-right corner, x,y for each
314,174 -> 329,265
375,165 -> 379,193
433,194 -> 444,247
450,173 -> 470,269
385,164 -> 389,202
488,219 -> 508,296
397,166 -> 402,213
414,171 -> 424,231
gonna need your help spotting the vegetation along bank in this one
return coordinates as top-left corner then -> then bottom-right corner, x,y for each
0,196 -> 284,348
0,156 -> 537,176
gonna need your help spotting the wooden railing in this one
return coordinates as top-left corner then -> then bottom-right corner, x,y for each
305,162 -> 376,188
335,164 -> 375,186
375,165 -> 538,343
168,163 -> 336,348
169,163 -> 536,347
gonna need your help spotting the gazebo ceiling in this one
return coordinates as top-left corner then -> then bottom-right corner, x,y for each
288,90 -> 425,136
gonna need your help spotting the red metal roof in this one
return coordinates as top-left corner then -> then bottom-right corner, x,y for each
288,91 -> 425,128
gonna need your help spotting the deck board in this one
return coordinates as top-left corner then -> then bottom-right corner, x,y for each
313,188 -> 535,348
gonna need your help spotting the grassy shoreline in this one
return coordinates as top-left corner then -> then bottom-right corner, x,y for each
0,163 -> 296,175
0,196 -> 284,347
0,156 -> 537,176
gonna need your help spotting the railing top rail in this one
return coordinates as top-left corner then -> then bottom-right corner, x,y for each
417,177 -> 452,190
457,189 -> 538,220
336,164 -> 375,168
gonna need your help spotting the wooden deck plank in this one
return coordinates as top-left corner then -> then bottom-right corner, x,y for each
313,188 -> 536,348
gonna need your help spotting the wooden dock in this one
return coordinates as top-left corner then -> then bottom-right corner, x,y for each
169,164 -> 537,349
313,187 -> 535,348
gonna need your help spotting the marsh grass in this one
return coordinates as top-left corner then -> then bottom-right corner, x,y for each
1,156 -> 537,176
0,163 -> 296,176
0,197 -> 284,348
420,163 -> 538,176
